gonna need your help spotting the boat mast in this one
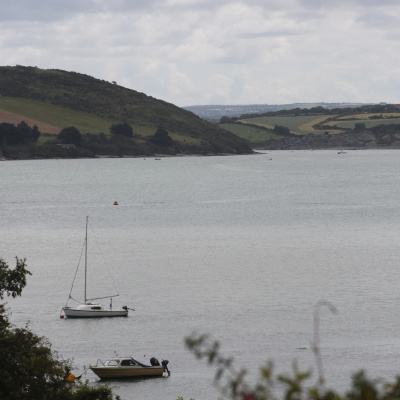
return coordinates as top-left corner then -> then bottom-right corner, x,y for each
84,216 -> 88,303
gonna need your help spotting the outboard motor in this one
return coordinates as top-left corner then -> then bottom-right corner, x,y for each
162,359 -> 170,376
150,357 -> 160,366
122,306 -> 135,311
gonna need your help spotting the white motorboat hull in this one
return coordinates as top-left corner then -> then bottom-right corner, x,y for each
90,365 -> 164,378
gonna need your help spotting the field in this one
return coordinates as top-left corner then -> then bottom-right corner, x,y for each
0,97 -> 122,135
236,113 -> 400,135
218,123 -> 280,142
331,113 -> 400,129
218,110 -> 400,146
238,115 -> 342,135
0,107 -> 60,135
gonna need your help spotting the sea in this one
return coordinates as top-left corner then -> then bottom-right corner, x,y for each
2,149 -> 400,400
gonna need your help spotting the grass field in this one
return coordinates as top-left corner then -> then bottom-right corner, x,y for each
337,113 -> 400,120
0,97 -> 121,135
235,112 -> 400,137
329,117 -> 400,129
219,123 -> 280,142
238,115 -> 338,134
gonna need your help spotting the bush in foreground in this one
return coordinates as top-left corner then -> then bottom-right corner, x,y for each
179,314 -> 400,400
0,257 -> 118,400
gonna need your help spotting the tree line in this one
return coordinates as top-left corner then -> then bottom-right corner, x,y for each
58,122 -> 172,149
220,104 -> 400,124
0,120 -> 179,159
0,121 -> 41,146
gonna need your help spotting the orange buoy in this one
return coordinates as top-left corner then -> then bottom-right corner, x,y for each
114,201 -> 118,205
65,373 -> 75,382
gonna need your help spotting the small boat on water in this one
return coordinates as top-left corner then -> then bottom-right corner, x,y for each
61,216 -> 133,318
62,303 -> 129,318
90,356 -> 170,379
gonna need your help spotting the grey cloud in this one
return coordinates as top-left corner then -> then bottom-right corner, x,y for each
0,0 -> 96,22
1,0 -> 400,106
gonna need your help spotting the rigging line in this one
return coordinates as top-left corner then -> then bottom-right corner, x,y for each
68,295 -> 81,304
65,238 -> 86,305
88,222 -> 121,297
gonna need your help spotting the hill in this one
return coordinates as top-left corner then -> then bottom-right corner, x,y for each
0,66 -> 252,158
184,102 -> 370,122
218,104 -> 400,149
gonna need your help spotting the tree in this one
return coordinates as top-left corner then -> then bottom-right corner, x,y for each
0,257 -> 31,301
17,121 -> 35,143
0,122 -> 41,147
110,122 -> 134,138
0,122 -> 21,146
0,258 -> 117,400
32,125 -> 41,142
148,127 -> 172,147
354,122 -> 366,131
273,125 -> 291,136
58,127 -> 82,146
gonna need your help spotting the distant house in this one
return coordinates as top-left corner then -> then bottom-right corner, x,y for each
57,144 -> 76,148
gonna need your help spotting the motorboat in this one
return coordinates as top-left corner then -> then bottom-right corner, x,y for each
90,356 -> 170,379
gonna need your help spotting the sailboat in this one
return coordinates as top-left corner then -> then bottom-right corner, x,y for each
61,216 -> 132,318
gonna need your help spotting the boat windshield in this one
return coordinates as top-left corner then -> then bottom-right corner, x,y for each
105,359 -> 120,366
121,359 -> 137,366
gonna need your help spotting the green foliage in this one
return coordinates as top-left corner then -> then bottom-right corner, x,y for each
354,123 -> 366,131
148,127 -> 173,148
220,116 -> 239,124
110,122 -> 134,138
234,104 -> 398,121
58,126 -> 82,146
80,131 -> 154,156
0,258 -> 117,400
273,125 -> 291,136
0,121 -> 41,146
0,257 -> 31,300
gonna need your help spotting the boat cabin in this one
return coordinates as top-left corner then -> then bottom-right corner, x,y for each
75,303 -> 104,311
105,358 -> 140,367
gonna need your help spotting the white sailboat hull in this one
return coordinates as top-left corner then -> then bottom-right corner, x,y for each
62,304 -> 128,318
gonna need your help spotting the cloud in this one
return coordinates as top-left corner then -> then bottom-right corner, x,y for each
1,0 -> 400,106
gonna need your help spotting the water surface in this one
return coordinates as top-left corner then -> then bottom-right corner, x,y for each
2,150 -> 400,399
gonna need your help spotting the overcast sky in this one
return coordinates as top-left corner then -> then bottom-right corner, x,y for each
1,0 -> 399,107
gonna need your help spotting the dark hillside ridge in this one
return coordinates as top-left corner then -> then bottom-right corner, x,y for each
0,66 -> 252,155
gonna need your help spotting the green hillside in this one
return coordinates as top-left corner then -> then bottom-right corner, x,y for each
0,66 -> 252,157
219,104 -> 400,147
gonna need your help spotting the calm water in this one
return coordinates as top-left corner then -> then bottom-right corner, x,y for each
2,150 -> 400,399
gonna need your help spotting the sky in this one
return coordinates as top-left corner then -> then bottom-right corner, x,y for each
1,0 -> 400,107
